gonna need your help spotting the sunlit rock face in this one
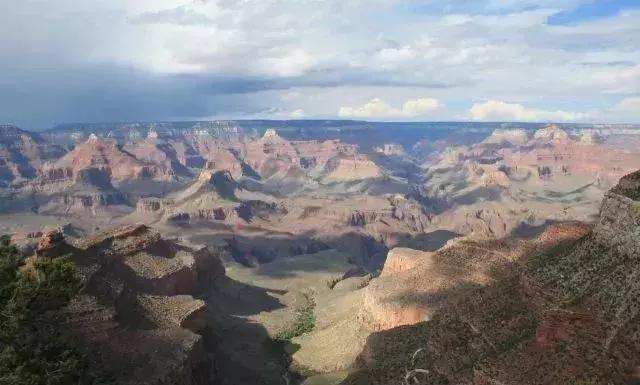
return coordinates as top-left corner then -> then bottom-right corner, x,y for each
594,170 -> 640,258
533,124 -> 569,143
484,128 -> 530,145
45,135 -> 173,182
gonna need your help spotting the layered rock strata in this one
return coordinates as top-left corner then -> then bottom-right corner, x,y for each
37,224 -> 224,385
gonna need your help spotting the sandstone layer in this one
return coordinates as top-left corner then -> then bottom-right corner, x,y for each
36,224 -> 225,385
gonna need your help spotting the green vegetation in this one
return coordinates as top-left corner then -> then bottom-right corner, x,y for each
0,235 -> 112,385
267,293 -> 318,384
356,273 -> 373,289
326,276 -> 342,290
276,293 -> 316,341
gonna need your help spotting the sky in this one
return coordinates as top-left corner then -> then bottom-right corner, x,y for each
0,0 -> 639,129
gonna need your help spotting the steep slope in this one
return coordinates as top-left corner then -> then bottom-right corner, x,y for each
321,155 -> 384,183
136,168 -> 283,224
124,130 -> 192,178
424,125 -> 640,238
0,125 -> 65,187
34,166 -> 129,215
34,225 -> 225,385
343,170 -> 640,385
43,134 -> 172,182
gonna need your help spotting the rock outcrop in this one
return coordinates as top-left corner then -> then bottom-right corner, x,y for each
358,239 -> 519,332
32,166 -> 130,214
124,133 -> 192,177
381,247 -> 433,276
593,170 -> 640,257
376,143 -> 406,156
484,128 -> 530,145
242,129 -> 302,178
345,172 -> 640,385
0,125 -> 65,186
533,124 -> 569,142
322,155 -> 383,182
287,195 -> 431,232
37,224 -> 224,385
43,135 -> 172,182
204,149 -> 244,179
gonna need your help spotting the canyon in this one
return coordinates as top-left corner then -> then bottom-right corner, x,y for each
2,120 -> 640,384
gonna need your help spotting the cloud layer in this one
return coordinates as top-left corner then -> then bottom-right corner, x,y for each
469,100 -> 589,122
0,0 -> 639,128
339,98 -> 443,119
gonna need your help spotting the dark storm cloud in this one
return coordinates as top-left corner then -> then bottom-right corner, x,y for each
0,65 -> 253,130
1,0 -> 639,125
0,63 -> 470,130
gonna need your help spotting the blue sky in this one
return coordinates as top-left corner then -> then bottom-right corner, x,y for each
548,0 -> 640,24
0,0 -> 639,129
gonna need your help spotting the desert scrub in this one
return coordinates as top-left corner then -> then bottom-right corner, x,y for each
631,201 -> 640,217
276,292 -> 316,341
326,275 -> 342,289
0,235 -> 115,384
357,273 -> 373,289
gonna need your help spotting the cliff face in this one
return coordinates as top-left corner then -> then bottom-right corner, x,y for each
29,167 -> 130,215
345,170 -> 640,385
37,225 -> 225,385
322,155 -> 383,182
0,125 -> 65,187
593,190 -> 640,258
124,136 -> 192,178
44,135 -> 173,182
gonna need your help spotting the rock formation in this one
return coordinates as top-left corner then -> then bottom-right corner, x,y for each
32,166 -> 129,214
344,171 -> 640,385
0,125 -> 65,187
204,149 -> 245,179
484,128 -> 530,145
322,155 -> 383,182
242,129 -> 302,178
124,132 -> 192,177
533,124 -> 569,142
380,247 -> 433,277
44,135 -> 172,182
376,143 -> 406,156
593,170 -> 640,257
37,224 -> 224,385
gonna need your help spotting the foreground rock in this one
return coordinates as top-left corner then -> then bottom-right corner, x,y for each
344,170 -> 640,385
36,224 -> 224,385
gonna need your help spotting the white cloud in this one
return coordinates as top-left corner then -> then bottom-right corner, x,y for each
607,97 -> 640,122
402,98 -> 443,116
374,46 -> 418,69
267,107 -> 306,119
339,97 -> 443,119
469,100 -> 589,122
612,97 -> 640,113
289,109 -> 306,118
257,49 -> 316,78
2,0 -> 640,125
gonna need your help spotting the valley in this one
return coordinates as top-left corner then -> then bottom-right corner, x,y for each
2,120 -> 640,384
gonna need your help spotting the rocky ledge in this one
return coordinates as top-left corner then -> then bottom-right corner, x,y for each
35,224 -> 225,385
594,170 -> 640,258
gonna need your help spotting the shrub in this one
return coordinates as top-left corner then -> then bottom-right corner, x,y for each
276,293 -> 316,341
0,235 -> 113,384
